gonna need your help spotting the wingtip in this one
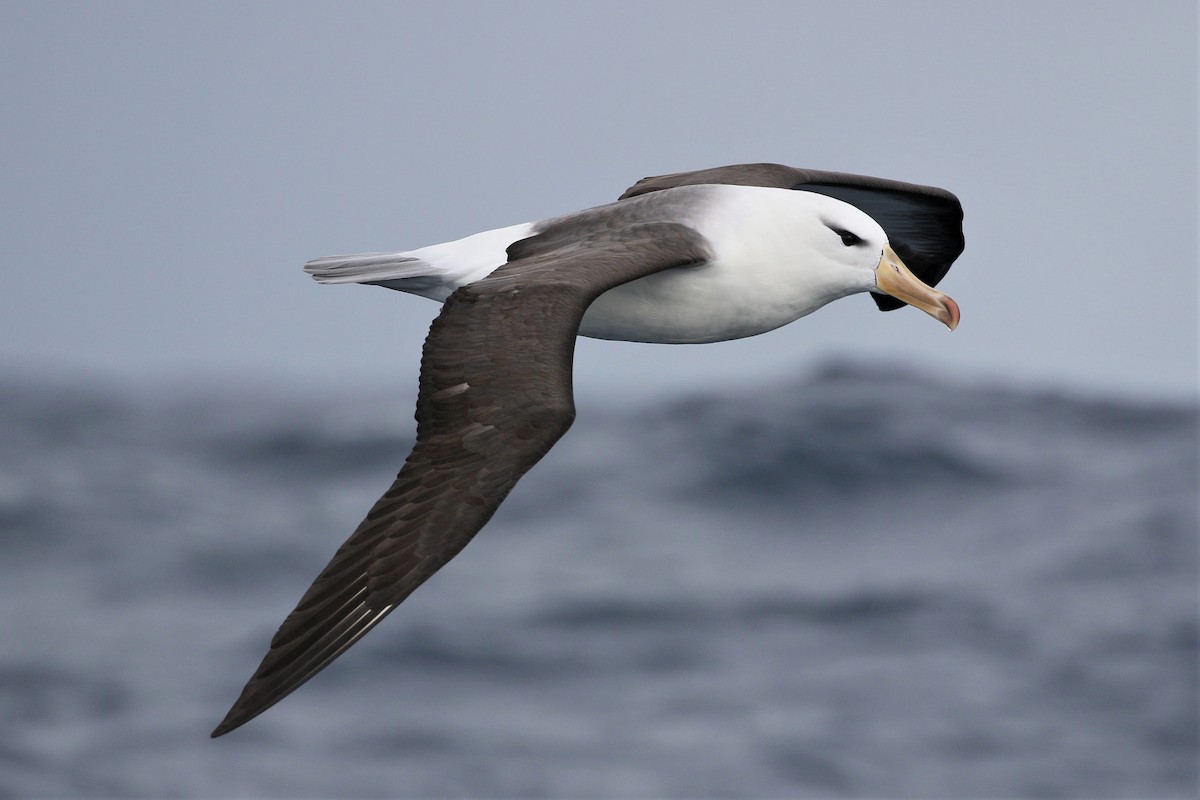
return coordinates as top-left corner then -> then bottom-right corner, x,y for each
211,692 -> 268,738
210,709 -> 243,738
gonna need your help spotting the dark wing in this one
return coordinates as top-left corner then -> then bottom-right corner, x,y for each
211,222 -> 710,737
620,163 -> 965,311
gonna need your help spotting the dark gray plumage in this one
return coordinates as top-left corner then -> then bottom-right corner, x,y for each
211,223 -> 710,737
213,164 -> 964,737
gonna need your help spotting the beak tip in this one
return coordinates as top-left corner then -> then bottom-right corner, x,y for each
941,295 -> 961,331
875,248 -> 961,333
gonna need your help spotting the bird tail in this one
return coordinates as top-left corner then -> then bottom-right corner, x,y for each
303,253 -> 430,285
304,221 -> 537,298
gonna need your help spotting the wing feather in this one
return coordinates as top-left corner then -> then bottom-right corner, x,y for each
212,221 -> 710,736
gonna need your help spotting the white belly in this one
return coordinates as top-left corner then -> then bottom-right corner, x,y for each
373,185 -> 878,344
579,256 -> 863,344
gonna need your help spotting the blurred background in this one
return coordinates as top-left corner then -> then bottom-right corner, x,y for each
1,1 -> 1195,797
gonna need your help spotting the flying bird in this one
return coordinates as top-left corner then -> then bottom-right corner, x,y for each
212,163 -> 964,737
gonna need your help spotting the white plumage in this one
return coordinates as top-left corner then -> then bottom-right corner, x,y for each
304,185 -> 892,343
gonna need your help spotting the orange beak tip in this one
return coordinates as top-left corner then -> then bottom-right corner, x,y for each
941,295 -> 961,331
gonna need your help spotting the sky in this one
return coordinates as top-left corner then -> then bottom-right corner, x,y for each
2,1 -> 1196,404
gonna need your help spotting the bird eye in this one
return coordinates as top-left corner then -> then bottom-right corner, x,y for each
832,228 -> 863,247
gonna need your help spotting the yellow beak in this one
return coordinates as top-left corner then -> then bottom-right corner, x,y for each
874,244 -> 960,331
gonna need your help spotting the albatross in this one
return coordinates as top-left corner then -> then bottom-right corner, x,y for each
211,163 -> 964,737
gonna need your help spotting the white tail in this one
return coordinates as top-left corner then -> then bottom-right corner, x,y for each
303,253 -> 429,284
303,222 -> 538,301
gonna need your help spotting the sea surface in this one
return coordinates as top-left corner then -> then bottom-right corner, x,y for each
1,363 -> 1196,798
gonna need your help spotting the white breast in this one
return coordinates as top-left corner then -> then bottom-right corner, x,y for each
578,186 -> 879,343
322,185 -> 884,344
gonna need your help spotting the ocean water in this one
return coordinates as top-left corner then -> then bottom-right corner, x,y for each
1,363 -> 1195,798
